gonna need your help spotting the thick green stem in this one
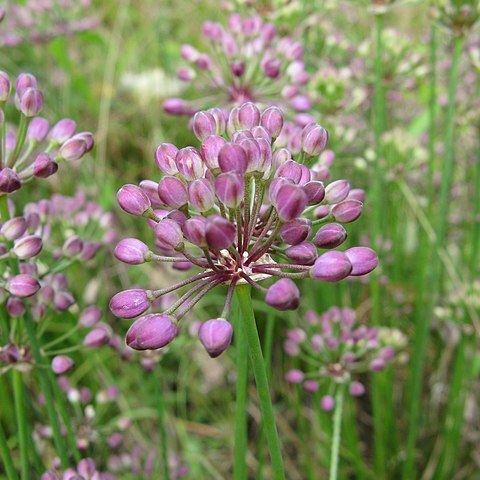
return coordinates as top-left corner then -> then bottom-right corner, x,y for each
233,294 -> 248,480
402,34 -> 464,479
329,385 -> 344,480
0,420 -> 18,480
9,115 -> 29,167
12,370 -> 29,480
156,375 -> 170,480
236,285 -> 285,480
24,318 -> 69,468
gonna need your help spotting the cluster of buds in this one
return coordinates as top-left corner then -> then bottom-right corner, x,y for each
42,458 -> 113,480
0,191 -> 112,321
110,102 -> 377,358
284,307 -> 396,410
164,14 -> 311,117
434,0 -> 479,36
0,1 -> 99,47
0,71 -> 94,195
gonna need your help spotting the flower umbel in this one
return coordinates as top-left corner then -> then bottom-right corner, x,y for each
111,103 -> 377,357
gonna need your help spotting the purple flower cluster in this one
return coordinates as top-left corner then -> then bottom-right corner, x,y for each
42,458 -> 113,480
0,71 -> 94,195
164,14 -> 311,117
110,102 -> 377,358
0,1 -> 99,47
285,307 -> 396,410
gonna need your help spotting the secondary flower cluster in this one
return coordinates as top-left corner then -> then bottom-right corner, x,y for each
285,307 -> 398,410
164,14 -> 311,117
0,71 -> 94,195
0,0 -> 99,47
42,458 -> 113,480
111,102 -> 378,358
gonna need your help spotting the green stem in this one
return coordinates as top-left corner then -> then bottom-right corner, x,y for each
236,285 -> 285,480
9,115 -> 29,167
426,24 -> 437,214
0,420 -> 18,480
329,385 -> 344,480
24,318 -> 70,468
233,294 -> 248,480
12,370 -> 29,480
402,34 -> 464,480
156,374 -> 170,480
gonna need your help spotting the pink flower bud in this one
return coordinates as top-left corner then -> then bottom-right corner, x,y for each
51,355 -> 75,375
301,123 -> 328,156
27,117 -> 50,143
240,138 -> 261,172
344,247 -> 378,276
192,111 -> 217,141
310,251 -> 352,282
188,178 -> 215,212
276,160 -> 303,184
139,180 -> 162,208
7,274 -> 40,297
158,176 -> 188,209
230,60 -> 245,77
20,88 -> 44,117
154,219 -> 184,251
0,168 -> 21,193
109,289 -> 151,319
183,216 -> 207,247
321,395 -> 335,411
261,106 -> 284,138
80,305 -> 102,327
117,184 -> 151,217
12,235 -> 42,259
77,459 -> 96,478
265,278 -> 300,310
290,95 -> 311,112
84,328 -> 110,348
304,380 -> 319,392
331,200 -> 363,223
6,296 -> 26,317
0,71 -> 10,101
163,98 -> 190,115
238,102 -> 260,129
205,215 -> 236,250
274,184 -> 307,222
155,143 -> 179,175
198,318 -> 233,357
303,181 -> 325,205
1,216 -> 27,241
215,173 -> 244,208
325,179 -> 350,204
54,291 -> 75,311
58,137 -> 87,160
15,73 -> 37,97
348,188 -> 366,202
33,153 -> 58,178
370,358 -> 386,372
175,147 -> 204,181
218,143 -> 248,174
313,223 -> 347,249
263,58 -> 281,78
48,118 -> 76,144
285,242 -> 317,265
114,238 -> 149,264
280,218 -> 312,245
63,235 -> 83,257
180,44 -> 199,62
349,381 -> 365,397
285,369 -> 304,383
201,135 -> 227,170
126,314 -> 178,350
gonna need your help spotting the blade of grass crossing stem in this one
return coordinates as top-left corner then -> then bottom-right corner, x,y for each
403,34 -> 464,479
256,311 -> 275,480
12,363 -> 29,479
236,285 -> 285,480
24,317 -> 70,468
371,10 -> 388,477
233,293 -> 248,480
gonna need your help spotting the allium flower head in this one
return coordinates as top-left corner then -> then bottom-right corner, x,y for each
0,72 -> 93,195
111,103 -> 377,357
164,14 -> 311,117
285,307 -> 397,407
